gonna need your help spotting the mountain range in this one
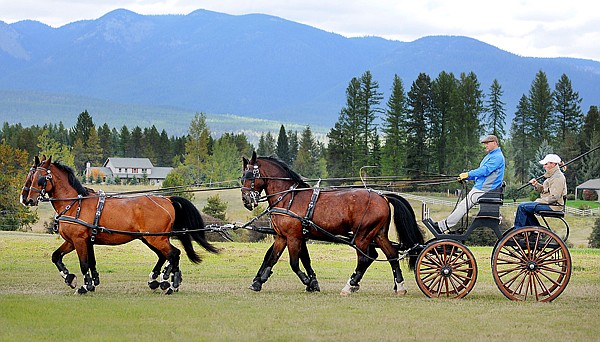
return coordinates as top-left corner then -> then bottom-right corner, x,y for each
1,8 -> 599,137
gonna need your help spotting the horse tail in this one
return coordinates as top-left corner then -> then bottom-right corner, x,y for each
170,196 -> 219,264
385,193 -> 424,270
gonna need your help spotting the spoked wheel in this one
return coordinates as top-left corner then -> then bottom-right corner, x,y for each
415,239 -> 477,299
492,226 -> 571,302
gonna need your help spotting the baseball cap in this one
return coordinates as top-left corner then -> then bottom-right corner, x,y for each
539,154 -> 561,164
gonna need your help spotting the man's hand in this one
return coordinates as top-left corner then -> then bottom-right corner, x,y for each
457,172 -> 469,181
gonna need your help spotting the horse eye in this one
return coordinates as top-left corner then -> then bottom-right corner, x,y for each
37,176 -> 46,186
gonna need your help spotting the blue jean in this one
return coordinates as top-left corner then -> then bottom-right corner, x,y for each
514,202 -> 553,229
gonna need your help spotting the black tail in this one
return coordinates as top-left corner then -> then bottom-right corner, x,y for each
385,193 -> 424,270
170,196 -> 219,264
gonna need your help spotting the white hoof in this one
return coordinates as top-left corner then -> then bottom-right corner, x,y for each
340,280 -> 360,296
395,280 -> 407,296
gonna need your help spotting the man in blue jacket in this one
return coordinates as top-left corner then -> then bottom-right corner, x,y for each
428,134 -> 505,233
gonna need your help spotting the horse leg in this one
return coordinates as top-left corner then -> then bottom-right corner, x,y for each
341,244 -> 378,296
159,244 -> 181,295
375,235 -> 407,295
287,237 -> 311,290
249,235 -> 286,292
300,240 -> 319,292
250,243 -> 274,291
73,239 -> 94,294
141,239 -> 167,290
52,241 -> 77,289
87,242 -> 100,289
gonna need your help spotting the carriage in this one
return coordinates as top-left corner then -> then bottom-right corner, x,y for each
22,153 -> 572,301
418,183 -> 572,301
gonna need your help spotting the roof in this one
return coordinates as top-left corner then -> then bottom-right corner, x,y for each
103,158 -> 153,169
149,167 -> 173,179
576,178 -> 600,190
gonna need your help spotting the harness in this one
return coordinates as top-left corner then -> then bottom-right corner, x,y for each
53,191 -> 106,242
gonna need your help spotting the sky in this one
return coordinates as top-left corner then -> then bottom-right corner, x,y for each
1,0 -> 599,62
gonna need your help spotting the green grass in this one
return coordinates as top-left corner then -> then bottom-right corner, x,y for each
568,200 -> 600,209
1,232 -> 600,341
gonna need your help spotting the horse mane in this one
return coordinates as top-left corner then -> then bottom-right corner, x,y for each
259,156 -> 310,188
52,161 -> 90,196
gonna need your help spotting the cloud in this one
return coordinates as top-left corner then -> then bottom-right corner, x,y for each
0,0 -> 598,60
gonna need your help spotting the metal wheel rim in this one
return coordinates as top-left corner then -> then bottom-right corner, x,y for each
415,240 -> 477,299
492,226 -> 571,302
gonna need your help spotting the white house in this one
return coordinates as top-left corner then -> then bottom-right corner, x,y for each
86,158 -> 173,186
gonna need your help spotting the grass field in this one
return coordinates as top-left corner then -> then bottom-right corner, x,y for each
1,231 -> 599,341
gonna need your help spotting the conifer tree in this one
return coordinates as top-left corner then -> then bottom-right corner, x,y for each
430,71 -> 457,175
484,79 -> 506,141
528,70 -> 555,149
510,95 -> 531,183
275,125 -> 291,164
405,73 -> 432,178
381,74 -> 407,176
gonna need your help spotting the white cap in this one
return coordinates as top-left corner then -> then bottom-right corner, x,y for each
539,154 -> 561,165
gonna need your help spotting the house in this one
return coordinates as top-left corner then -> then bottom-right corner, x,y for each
575,178 -> 600,202
86,158 -> 173,186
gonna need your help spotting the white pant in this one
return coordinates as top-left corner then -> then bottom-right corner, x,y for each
438,187 -> 485,231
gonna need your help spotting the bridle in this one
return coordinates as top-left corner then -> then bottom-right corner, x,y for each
28,166 -> 54,202
241,164 -> 263,208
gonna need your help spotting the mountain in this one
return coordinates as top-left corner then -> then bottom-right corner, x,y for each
1,8 -> 599,136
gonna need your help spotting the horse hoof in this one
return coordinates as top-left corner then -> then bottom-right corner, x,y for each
340,281 -> 359,296
248,281 -> 262,292
87,285 -> 96,292
159,281 -> 170,291
163,287 -> 174,295
65,274 -> 77,289
148,280 -> 160,290
77,286 -> 88,294
394,281 -> 408,296
306,280 -> 320,292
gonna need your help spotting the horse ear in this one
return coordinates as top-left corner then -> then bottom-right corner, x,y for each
251,151 -> 257,163
46,156 -> 52,165
34,155 -> 40,165
243,157 -> 248,169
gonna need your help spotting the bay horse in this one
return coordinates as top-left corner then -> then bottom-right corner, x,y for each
24,156 -> 218,294
241,152 -> 424,295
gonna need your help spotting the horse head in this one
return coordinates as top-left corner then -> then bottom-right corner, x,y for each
20,155 -> 41,206
25,156 -> 54,206
241,151 -> 264,210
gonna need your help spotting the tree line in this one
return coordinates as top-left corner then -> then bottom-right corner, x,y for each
2,68 -> 600,231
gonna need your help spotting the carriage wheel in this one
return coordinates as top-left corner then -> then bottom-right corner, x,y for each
492,226 -> 571,302
415,240 -> 477,299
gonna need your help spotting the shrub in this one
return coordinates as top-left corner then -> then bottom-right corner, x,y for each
582,189 -> 599,201
588,217 -> 600,248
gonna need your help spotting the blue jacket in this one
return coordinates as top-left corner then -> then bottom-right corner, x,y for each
467,147 -> 505,191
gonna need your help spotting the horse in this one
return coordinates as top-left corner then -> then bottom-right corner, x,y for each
240,151 -> 424,295
24,156 -> 218,294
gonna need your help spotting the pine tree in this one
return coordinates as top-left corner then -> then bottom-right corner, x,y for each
528,70 -> 555,148
97,123 -> 112,161
484,79 -> 506,141
130,126 -> 143,157
511,95 -> 532,183
257,131 -> 276,156
293,126 -> 320,178
356,71 -> 383,171
275,125 -> 291,164
72,110 -> 94,143
184,113 -> 211,181
553,73 -> 583,142
119,125 -> 131,157
430,71 -> 457,175
405,73 -> 432,178
381,74 -> 408,176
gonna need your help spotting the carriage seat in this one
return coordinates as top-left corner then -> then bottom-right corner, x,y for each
477,182 -> 505,205
475,183 -> 505,218
536,196 -> 567,218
